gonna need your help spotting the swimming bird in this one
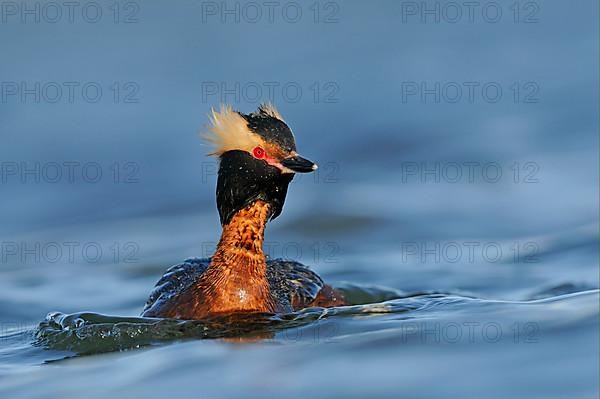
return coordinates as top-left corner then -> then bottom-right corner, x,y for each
142,103 -> 346,320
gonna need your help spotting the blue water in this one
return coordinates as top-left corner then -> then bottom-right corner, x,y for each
0,0 -> 598,398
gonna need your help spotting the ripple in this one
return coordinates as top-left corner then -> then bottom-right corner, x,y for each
33,289 -> 600,358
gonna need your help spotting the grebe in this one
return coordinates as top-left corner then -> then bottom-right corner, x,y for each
142,103 -> 346,320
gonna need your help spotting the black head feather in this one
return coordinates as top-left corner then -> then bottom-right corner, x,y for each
239,108 -> 297,152
216,150 -> 293,225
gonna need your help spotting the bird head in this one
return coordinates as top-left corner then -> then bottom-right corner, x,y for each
203,103 -> 317,225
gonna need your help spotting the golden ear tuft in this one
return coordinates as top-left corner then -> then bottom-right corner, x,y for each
257,102 -> 285,122
201,104 -> 261,156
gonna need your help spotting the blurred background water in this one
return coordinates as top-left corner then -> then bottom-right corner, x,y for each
0,0 -> 598,398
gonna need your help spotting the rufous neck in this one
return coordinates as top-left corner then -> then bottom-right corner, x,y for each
203,200 -> 274,313
211,200 -> 271,266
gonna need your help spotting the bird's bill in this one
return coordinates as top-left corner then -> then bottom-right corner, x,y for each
280,155 -> 318,173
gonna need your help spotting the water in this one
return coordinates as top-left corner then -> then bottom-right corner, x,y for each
0,0 -> 599,398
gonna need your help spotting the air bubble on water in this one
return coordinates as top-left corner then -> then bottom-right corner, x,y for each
75,327 -> 89,339
45,312 -> 61,321
360,303 -> 392,313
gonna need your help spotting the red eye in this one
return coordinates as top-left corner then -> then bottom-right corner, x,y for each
253,146 -> 265,159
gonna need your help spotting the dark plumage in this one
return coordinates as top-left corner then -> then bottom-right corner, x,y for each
216,150 -> 293,225
240,110 -> 297,152
142,258 -> 324,317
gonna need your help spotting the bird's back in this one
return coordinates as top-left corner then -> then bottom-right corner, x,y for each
142,258 -> 325,318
